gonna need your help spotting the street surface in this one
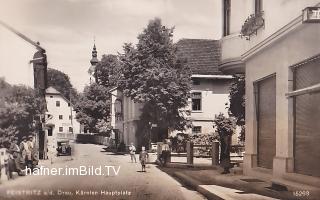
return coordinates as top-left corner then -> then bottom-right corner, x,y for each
0,143 -> 206,200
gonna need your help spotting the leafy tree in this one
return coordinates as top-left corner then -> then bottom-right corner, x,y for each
213,113 -> 236,138
47,68 -> 79,103
228,74 -> 245,141
94,54 -> 121,89
74,83 -> 110,133
0,80 -> 44,145
118,18 -> 191,143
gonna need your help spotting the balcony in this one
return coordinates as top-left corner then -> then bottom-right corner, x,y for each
219,33 -> 246,74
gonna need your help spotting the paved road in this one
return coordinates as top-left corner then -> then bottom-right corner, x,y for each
0,143 -> 206,200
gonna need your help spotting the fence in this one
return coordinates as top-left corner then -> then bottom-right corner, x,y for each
75,134 -> 110,145
163,141 -> 244,166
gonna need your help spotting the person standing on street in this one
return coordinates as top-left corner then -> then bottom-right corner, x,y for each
220,134 -> 231,174
26,135 -> 34,170
160,139 -> 170,166
129,143 -> 136,163
19,136 -> 28,168
139,146 -> 149,172
9,137 -> 24,175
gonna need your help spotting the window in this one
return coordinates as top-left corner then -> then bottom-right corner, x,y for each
68,103 -> 71,107
56,101 -> 60,107
59,115 -> 63,120
255,0 -> 263,14
69,115 -> 72,120
192,92 -> 202,111
192,126 -> 202,134
50,96 -> 53,98
59,127 -> 63,132
223,0 -> 231,36
48,128 -> 53,136
69,127 -> 73,133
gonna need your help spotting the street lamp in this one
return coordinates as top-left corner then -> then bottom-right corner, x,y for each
148,122 -> 157,150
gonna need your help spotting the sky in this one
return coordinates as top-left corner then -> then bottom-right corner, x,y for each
0,0 -> 222,91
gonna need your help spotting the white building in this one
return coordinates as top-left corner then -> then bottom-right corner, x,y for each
219,0 -> 320,187
176,39 -> 235,140
110,88 -> 144,147
45,87 -> 81,153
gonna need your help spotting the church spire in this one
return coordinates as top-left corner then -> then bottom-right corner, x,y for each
90,39 -> 99,66
88,38 -> 99,83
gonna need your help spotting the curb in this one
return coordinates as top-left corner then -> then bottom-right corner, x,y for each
174,172 -> 223,200
156,160 -> 218,169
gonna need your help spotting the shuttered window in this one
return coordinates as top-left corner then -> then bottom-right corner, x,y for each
256,75 -> 276,169
293,55 -> 320,177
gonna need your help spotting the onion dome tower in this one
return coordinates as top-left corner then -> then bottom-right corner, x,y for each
88,40 -> 99,83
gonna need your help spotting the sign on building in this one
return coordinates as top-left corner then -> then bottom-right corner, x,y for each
302,7 -> 320,23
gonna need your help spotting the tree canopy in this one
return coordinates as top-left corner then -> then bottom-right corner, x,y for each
118,18 -> 191,133
228,74 -> 245,141
47,68 -> 79,103
0,79 -> 43,144
74,83 -> 111,134
213,113 -> 236,137
94,54 -> 121,89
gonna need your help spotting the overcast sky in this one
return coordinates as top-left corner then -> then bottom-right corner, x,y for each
0,0 -> 222,91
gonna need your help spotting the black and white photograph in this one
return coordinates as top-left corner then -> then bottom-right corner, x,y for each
0,0 -> 320,199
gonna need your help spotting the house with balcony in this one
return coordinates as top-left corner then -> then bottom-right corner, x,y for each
45,87 -> 81,154
220,0 -> 320,187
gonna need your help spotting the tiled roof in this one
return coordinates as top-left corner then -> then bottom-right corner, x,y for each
176,39 -> 222,75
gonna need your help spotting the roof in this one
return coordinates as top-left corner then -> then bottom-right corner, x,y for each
45,86 -> 74,107
176,39 -> 222,75
46,87 -> 60,94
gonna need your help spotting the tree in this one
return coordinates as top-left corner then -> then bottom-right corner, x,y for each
228,74 -> 245,142
74,83 -> 110,133
118,18 -> 191,143
94,54 -> 121,89
0,80 -> 44,145
213,113 -> 236,138
47,68 -> 79,103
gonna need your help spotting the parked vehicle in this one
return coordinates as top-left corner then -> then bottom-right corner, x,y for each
56,140 -> 71,156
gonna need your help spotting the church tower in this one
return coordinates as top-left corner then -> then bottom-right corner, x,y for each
88,41 -> 99,83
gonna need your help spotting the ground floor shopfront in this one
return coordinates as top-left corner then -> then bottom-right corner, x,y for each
243,20 -> 320,186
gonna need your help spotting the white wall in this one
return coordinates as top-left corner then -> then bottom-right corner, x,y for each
46,94 -> 80,136
244,20 -> 320,177
172,78 -> 234,137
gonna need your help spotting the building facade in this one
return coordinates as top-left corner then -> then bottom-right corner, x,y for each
176,39 -> 236,141
110,88 -> 144,148
45,87 -> 81,153
219,0 -> 320,185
